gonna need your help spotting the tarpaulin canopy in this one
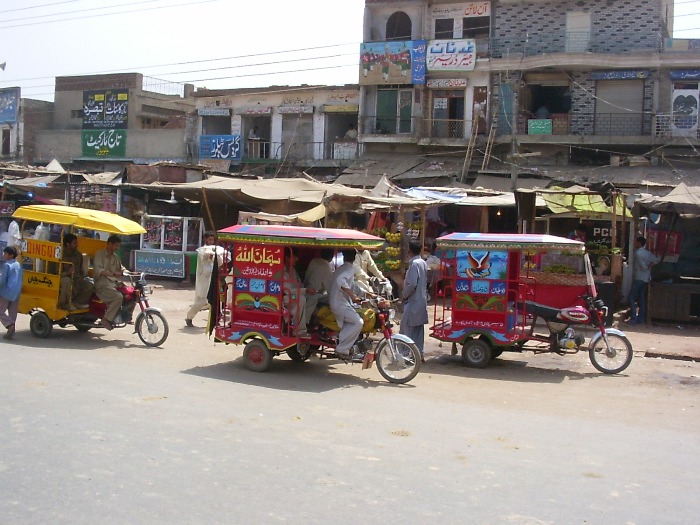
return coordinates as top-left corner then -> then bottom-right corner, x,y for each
538,186 -> 627,214
634,182 -> 700,217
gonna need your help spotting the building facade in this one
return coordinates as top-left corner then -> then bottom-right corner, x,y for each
31,73 -> 195,168
358,0 -> 700,185
193,84 -> 361,173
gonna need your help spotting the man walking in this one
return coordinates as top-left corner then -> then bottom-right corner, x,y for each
186,233 -> 225,327
400,241 -> 429,362
329,249 -> 363,359
627,235 -> 659,325
0,246 -> 22,340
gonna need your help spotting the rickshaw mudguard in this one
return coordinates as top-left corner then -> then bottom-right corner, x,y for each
217,326 -> 296,351
588,327 -> 626,349
431,325 -> 516,347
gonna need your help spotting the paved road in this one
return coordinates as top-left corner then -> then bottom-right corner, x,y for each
1,282 -> 699,524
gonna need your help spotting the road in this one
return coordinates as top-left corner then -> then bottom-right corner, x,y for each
1,284 -> 699,524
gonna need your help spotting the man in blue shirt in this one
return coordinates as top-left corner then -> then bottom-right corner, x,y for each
627,236 -> 659,325
0,246 -> 23,340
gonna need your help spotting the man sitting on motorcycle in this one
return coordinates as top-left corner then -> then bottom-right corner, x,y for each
303,248 -> 334,328
93,235 -> 135,330
329,249 -> 364,359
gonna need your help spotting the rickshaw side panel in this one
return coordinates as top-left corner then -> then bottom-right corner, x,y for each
216,242 -> 295,350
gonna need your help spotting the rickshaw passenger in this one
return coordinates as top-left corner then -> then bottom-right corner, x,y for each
58,233 -> 94,310
354,246 -> 386,294
329,249 -> 363,358
94,235 -> 134,331
303,248 -> 333,326
283,248 -> 311,337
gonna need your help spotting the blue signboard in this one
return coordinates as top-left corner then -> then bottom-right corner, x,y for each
199,134 -> 242,160
0,87 -> 20,124
134,250 -> 185,278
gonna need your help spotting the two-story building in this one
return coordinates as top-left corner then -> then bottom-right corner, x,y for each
193,84 -> 360,174
0,87 -> 53,164
31,73 -> 195,170
356,0 -> 700,188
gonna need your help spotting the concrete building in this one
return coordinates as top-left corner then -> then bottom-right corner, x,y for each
354,0 -> 700,188
32,73 -> 195,169
0,88 -> 53,165
193,84 -> 360,175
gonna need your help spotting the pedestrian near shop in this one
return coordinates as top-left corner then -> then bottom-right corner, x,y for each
186,233 -> 225,327
400,241 -> 429,362
0,246 -> 23,340
627,235 -> 659,325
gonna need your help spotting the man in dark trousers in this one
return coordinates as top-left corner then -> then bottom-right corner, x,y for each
400,241 -> 429,362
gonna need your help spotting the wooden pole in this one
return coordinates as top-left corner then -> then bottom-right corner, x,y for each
202,188 -> 215,232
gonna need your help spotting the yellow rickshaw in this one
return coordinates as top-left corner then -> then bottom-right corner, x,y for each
12,205 -> 169,347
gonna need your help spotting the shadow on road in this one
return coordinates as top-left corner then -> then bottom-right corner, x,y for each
420,352 -> 602,383
6,327 -> 156,351
181,355 -> 417,393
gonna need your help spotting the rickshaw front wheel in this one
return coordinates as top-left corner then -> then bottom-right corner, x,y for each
244,339 -> 272,372
30,311 -> 53,339
462,339 -> 491,368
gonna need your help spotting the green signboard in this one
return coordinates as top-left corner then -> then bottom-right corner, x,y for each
81,129 -> 127,157
527,119 -> 553,135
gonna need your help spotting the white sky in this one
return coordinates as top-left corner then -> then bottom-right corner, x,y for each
0,0 -> 698,102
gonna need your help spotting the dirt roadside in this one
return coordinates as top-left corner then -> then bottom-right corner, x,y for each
153,278 -> 700,363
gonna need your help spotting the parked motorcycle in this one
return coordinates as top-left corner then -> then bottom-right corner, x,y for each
523,294 -> 633,374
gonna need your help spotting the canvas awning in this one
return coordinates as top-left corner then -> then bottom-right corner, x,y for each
634,182 -> 700,217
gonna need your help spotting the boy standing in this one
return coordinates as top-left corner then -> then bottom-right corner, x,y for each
0,246 -> 23,339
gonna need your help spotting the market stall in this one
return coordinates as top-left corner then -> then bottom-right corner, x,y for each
135,214 -> 204,278
634,183 -> 700,322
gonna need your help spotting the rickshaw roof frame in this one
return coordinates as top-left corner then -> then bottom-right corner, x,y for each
218,224 -> 385,249
436,233 -> 585,253
12,205 -> 147,235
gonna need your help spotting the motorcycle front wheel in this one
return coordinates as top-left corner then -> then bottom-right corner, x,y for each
375,338 -> 421,384
589,333 -> 633,374
135,310 -> 169,347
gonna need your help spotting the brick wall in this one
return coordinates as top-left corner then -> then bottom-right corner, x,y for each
494,0 -> 663,55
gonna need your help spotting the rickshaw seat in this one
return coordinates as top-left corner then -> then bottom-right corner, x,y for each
524,301 -> 560,321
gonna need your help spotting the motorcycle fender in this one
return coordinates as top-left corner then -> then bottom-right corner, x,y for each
390,333 -> 416,345
142,306 -> 163,314
588,327 -> 626,349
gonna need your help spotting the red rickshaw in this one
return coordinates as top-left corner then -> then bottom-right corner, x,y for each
430,233 -> 633,374
212,225 -> 421,384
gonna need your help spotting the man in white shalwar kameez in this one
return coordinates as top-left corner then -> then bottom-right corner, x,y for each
186,233 -> 225,327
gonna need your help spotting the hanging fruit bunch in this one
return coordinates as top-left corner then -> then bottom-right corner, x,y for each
383,231 -> 402,270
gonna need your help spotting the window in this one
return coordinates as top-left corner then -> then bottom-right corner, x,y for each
462,16 -> 489,39
386,11 -> 411,41
435,18 -> 454,39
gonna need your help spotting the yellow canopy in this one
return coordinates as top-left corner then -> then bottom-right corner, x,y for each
13,205 -> 146,235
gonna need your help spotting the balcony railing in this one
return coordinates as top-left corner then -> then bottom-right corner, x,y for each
490,31 -> 662,58
360,116 -> 416,136
491,112 -> 654,137
238,140 -> 363,162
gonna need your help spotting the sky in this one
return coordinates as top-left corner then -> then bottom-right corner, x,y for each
0,0 -> 698,102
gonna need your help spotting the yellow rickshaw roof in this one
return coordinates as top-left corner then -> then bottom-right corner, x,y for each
12,205 -> 146,235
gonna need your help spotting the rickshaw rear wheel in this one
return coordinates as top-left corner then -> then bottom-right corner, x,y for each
244,339 -> 272,372
287,343 -> 313,362
30,312 -> 53,339
462,339 -> 491,368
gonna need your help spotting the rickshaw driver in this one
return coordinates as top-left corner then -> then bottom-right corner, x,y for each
58,233 -> 94,310
93,235 -> 135,330
329,249 -> 364,358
